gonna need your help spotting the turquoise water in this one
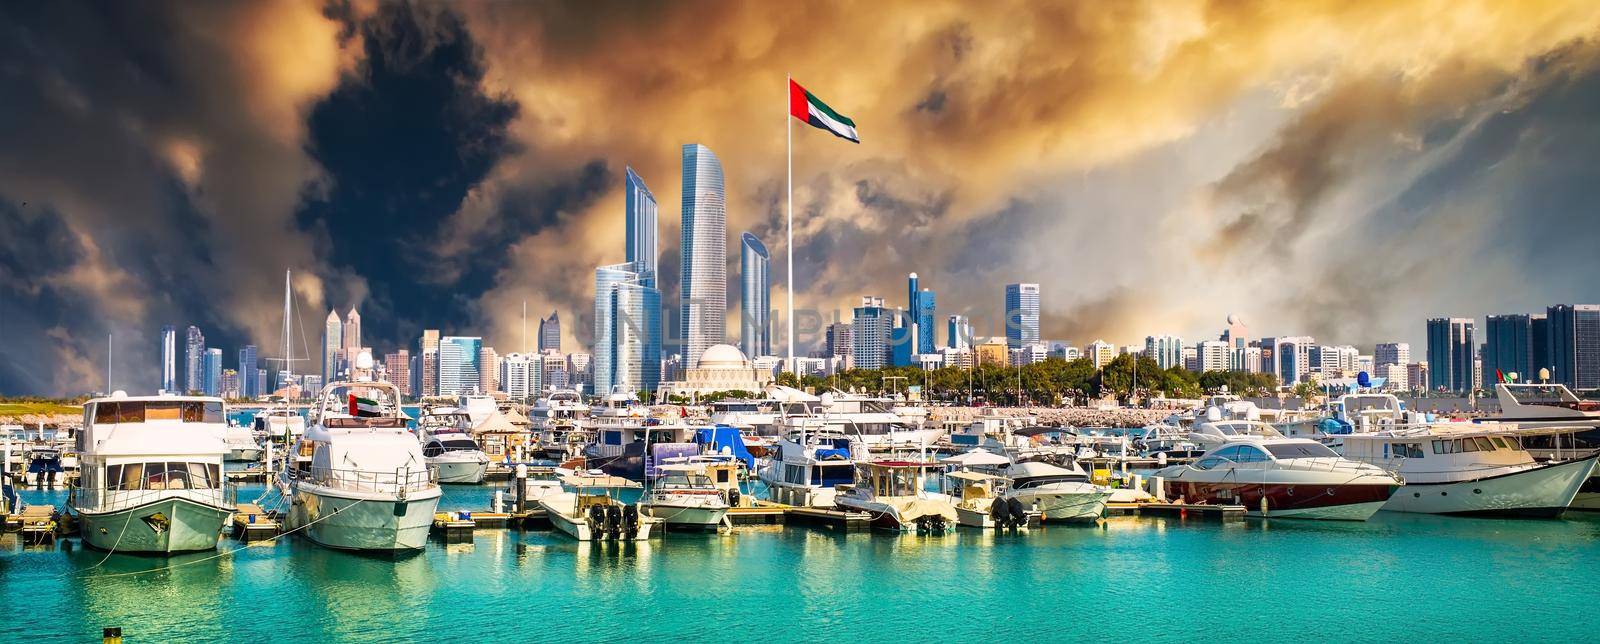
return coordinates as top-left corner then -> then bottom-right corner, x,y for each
5,485 -> 1600,642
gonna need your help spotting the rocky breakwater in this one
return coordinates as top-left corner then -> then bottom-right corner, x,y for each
931,406 -> 1171,428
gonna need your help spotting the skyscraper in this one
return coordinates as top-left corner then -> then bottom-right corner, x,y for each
419,329 -> 440,397
384,350 -> 411,395
1275,336 -> 1316,385
594,262 -> 662,395
184,326 -> 205,393
1145,335 -> 1183,369
479,346 -> 499,393
851,297 -> 892,370
1547,304 -> 1600,389
323,310 -> 343,383
1374,342 -> 1411,371
343,308 -> 362,365
680,143 -> 726,367
499,353 -> 533,400
1484,314 -> 1532,383
1004,283 -> 1040,349
160,325 -> 177,393
1531,314 -> 1551,378
1426,317 -> 1476,392
538,311 -> 561,354
740,232 -> 771,358
625,167 -> 658,283
203,347 -> 222,396
237,345 -> 258,399
946,315 -> 971,350
826,322 -> 852,358
907,273 -> 936,355
438,336 -> 483,395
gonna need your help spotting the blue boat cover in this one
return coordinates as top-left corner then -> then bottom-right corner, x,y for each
696,426 -> 757,469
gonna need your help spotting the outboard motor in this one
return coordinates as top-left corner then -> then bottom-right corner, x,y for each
621,504 -> 639,538
1007,497 -> 1028,527
990,498 -> 1011,528
603,504 -> 622,538
587,504 -> 605,535
724,487 -> 741,508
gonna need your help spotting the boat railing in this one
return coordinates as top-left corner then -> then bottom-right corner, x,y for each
1271,456 -> 1402,476
305,465 -> 436,494
73,484 -> 231,513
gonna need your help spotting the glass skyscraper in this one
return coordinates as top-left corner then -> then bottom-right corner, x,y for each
1005,283 -> 1040,349
1426,317 -> 1476,392
680,144 -> 726,367
538,311 -> 561,353
323,310 -> 342,383
203,347 -> 222,396
594,262 -> 661,395
237,344 -> 258,399
184,325 -> 205,393
1484,314 -> 1531,383
907,273 -> 936,355
438,336 -> 483,395
740,232 -> 770,358
852,297 -> 892,370
625,167 -> 658,285
1547,304 -> 1600,389
160,325 -> 177,393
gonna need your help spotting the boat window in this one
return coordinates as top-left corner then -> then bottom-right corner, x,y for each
1193,457 -> 1226,470
1265,443 -> 1340,459
423,441 -> 443,458
1432,440 -> 1447,455
1490,437 -> 1508,450
1473,437 -> 1495,452
441,439 -> 479,452
603,431 -> 623,446
1210,446 -> 1243,462
1460,438 -> 1478,453
1234,446 -> 1270,462
107,464 -> 125,490
812,465 -> 854,487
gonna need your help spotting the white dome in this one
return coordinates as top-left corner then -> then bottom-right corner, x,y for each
698,344 -> 749,368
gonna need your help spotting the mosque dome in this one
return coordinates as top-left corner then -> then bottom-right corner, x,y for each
699,344 -> 749,368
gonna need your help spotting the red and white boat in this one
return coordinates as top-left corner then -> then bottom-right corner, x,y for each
1152,438 -> 1402,520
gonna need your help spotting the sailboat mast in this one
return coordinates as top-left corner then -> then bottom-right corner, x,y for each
282,269 -> 293,380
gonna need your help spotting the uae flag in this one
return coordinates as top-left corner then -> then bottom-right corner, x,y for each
790,79 -> 859,143
348,393 -> 382,418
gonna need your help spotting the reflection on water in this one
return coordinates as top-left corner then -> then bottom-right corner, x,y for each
5,482 -> 1600,640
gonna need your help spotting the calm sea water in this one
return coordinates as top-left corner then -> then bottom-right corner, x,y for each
4,484 -> 1599,642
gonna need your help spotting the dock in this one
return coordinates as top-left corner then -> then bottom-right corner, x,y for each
1105,502 -> 1246,521
230,503 -> 280,540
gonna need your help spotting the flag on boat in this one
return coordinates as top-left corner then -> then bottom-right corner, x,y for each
789,79 -> 859,143
348,393 -> 382,417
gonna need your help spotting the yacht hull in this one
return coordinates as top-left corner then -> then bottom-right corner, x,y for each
431,460 -> 488,485
1008,487 -> 1111,522
287,488 -> 440,551
1381,455 -> 1596,517
1168,481 -> 1397,521
77,496 -> 229,554
642,503 -> 728,529
541,496 -> 654,541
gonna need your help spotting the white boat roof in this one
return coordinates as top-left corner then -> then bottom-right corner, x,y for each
947,470 -> 1004,482
561,474 -> 641,488
1006,460 -> 1084,477
941,450 -> 1011,466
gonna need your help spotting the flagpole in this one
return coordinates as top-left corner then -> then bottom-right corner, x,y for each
786,73 -> 795,375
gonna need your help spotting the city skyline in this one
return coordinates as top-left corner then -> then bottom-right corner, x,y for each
9,2 -> 1600,396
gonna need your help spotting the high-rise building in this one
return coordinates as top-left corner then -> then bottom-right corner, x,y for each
975,339 -> 1009,367
184,326 -> 205,393
1426,317 -> 1476,392
1087,340 -> 1116,368
679,143 -> 726,368
1197,340 -> 1230,372
826,322 -> 853,358
907,273 -> 936,355
567,353 -> 592,390
219,369 -> 239,399
160,325 -> 178,393
1484,314 -> 1533,383
538,311 -> 561,354
1275,336 -> 1316,385
1004,283 -> 1040,349
419,330 -> 440,397
499,353 -> 534,400
1232,345 -> 1263,374
479,346 -> 499,393
1531,314 -> 1551,378
946,315 -> 971,350
1145,335 -> 1183,369
1311,344 -> 1358,376
541,353 -> 569,391
343,308 -> 362,361
625,166 -> 659,283
237,345 -> 258,399
323,310 -> 342,383
254,369 -> 267,399
1222,314 -> 1249,350
851,296 -> 892,370
1408,362 -> 1430,391
1374,343 -> 1411,371
891,326 -> 915,367
383,350 -> 411,395
438,336 -> 483,395
1547,304 -> 1600,389
594,261 -> 662,396
740,232 -> 771,359
203,347 -> 222,396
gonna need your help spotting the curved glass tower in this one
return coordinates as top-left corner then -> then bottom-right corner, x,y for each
740,232 -> 770,358
680,144 -> 726,368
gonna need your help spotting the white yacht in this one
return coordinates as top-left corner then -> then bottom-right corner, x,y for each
1486,383 -> 1600,511
1188,418 -> 1285,452
416,410 -> 490,484
279,373 -> 441,552
224,422 -> 262,462
1344,423 -> 1597,517
815,391 -> 943,451
642,463 -> 730,530
582,392 -> 699,481
947,408 -> 1038,452
758,423 -> 863,508
457,394 -> 499,431
253,408 -> 306,444
540,472 -> 657,541
529,388 -> 591,460
71,393 -> 232,553
1001,460 -> 1112,522
834,460 -> 957,531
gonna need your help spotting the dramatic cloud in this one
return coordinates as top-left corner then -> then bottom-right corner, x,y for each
5,0 -> 1600,395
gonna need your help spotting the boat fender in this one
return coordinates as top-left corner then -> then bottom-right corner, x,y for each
1007,497 -> 1027,527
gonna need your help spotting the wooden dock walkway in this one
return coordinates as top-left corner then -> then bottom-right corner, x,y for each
1105,502 -> 1246,520
230,503 -> 280,540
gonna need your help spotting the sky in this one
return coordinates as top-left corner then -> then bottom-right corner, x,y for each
3,1 -> 1600,396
